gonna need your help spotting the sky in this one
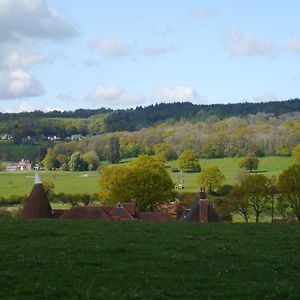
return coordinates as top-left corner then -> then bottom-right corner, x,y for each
0,0 -> 300,112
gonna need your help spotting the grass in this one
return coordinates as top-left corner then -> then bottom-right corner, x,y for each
168,156 -> 294,192
0,171 -> 99,197
0,219 -> 299,299
0,156 -> 294,197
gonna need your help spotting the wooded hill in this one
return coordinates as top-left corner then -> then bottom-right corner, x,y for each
1,98 -> 300,140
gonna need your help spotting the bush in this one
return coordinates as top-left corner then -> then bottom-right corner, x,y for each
53,193 -> 99,207
171,167 -> 180,172
0,195 -> 26,207
61,163 -> 69,171
0,207 -> 22,219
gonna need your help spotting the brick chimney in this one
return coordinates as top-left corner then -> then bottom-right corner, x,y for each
199,187 -> 208,223
199,199 -> 208,223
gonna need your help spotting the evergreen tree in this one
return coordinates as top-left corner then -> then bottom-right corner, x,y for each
107,137 -> 120,164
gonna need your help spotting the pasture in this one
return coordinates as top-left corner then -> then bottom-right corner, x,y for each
0,156 -> 294,197
0,220 -> 299,299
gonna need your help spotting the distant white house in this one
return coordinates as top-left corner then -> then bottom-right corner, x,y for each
70,134 -> 84,141
47,135 -> 60,141
0,133 -> 12,140
6,159 -> 33,171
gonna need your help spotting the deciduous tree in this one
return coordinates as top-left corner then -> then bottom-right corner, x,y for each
239,157 -> 259,173
0,161 -> 6,172
154,143 -> 174,162
107,136 -> 120,164
242,174 -> 270,223
68,152 -> 87,171
278,164 -> 300,221
177,150 -> 201,173
225,186 -> 250,222
292,144 -> 300,165
99,155 -> 176,211
198,166 -> 225,193
99,165 -> 129,204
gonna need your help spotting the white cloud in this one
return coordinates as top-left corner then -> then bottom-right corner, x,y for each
188,7 -> 217,18
253,93 -> 278,103
16,102 -> 63,112
0,69 -> 44,100
86,85 -> 145,107
0,0 -> 78,101
142,46 -> 175,58
2,49 -> 58,69
17,102 -> 38,112
223,29 -> 274,57
153,86 -> 203,103
90,37 -> 129,58
287,37 -> 300,53
0,0 -> 78,42
56,93 -> 74,102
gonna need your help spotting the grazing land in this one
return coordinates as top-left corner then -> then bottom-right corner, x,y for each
0,171 -> 99,197
168,156 -> 294,191
0,220 -> 299,299
0,156 -> 294,197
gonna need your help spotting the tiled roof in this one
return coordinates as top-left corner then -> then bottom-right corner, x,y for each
59,206 -> 111,220
21,183 -> 52,219
135,212 -> 173,222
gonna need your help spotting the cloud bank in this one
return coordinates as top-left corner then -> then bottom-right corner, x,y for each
0,0 -> 78,100
223,29 -> 274,57
86,85 -> 145,107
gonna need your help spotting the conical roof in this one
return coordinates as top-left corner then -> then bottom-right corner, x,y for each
21,173 -> 52,219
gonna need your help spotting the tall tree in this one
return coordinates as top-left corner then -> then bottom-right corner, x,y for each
107,137 -> 120,164
239,157 -> 259,173
68,152 -> 87,171
198,166 -> 225,193
242,174 -> 270,223
177,150 -> 201,172
225,185 -> 250,222
99,155 -> 176,211
278,164 -> 300,222
43,148 -> 58,170
292,144 -> 300,164
99,165 -> 129,204
154,143 -> 174,162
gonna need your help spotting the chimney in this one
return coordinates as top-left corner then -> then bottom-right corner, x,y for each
199,187 -> 208,223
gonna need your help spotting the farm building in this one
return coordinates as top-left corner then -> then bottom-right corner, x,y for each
21,173 -> 220,223
6,159 -> 33,171
22,173 -> 173,222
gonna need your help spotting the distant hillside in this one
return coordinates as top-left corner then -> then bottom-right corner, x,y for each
0,99 -> 300,141
103,99 -> 300,132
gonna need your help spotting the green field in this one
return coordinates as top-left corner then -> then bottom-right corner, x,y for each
0,156 -> 294,197
0,171 -> 99,197
168,156 -> 294,191
0,219 -> 299,299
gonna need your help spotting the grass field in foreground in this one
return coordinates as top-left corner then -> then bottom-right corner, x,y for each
0,220 -> 299,299
0,156 -> 294,197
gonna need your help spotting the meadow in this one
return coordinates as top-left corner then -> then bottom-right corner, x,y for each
0,156 -> 294,197
0,219 -> 299,299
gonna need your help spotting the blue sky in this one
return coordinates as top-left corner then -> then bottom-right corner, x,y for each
0,0 -> 300,112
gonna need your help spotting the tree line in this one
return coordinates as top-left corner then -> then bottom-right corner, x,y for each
1,99 -> 300,143
36,112 -> 300,170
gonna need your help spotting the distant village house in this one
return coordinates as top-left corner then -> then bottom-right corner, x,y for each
70,134 -> 85,141
6,159 -> 34,171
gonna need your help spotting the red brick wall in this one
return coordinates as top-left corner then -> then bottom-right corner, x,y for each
199,199 -> 208,223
